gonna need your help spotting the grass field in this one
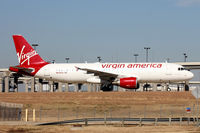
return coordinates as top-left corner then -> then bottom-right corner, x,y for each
0,125 -> 199,133
0,91 -> 199,132
0,91 -> 197,119
0,92 -> 199,120
0,91 -> 196,108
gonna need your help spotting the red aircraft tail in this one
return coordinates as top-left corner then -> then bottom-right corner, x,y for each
9,35 -> 48,76
12,35 -> 47,66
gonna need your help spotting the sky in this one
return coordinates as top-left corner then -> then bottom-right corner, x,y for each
0,0 -> 200,68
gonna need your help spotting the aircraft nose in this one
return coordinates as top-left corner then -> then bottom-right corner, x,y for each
187,71 -> 194,80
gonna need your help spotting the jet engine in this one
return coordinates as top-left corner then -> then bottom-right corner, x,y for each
119,77 -> 139,89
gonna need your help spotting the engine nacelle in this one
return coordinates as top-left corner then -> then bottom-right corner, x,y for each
119,77 -> 139,89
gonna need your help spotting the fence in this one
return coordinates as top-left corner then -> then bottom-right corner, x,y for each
23,103 -> 200,125
0,102 -> 23,121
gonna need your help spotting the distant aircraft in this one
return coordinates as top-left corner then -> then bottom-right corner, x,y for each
9,35 -> 194,91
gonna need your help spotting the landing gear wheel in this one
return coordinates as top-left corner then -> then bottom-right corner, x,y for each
167,87 -> 171,91
101,84 -> 113,91
185,84 -> 189,91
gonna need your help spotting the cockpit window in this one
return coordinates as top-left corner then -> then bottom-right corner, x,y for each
178,67 -> 185,71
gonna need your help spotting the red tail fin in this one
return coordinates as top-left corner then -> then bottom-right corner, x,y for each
13,35 -> 47,66
10,35 -> 49,76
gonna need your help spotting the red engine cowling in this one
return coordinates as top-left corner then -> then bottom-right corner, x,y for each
119,77 -> 138,89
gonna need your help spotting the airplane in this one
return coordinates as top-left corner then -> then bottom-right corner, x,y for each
9,35 -> 194,91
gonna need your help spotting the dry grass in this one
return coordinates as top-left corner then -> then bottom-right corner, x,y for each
0,92 -> 198,122
0,92 -> 199,132
0,125 -> 199,133
0,92 -> 196,108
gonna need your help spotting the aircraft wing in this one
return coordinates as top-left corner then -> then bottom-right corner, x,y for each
77,67 -> 118,80
176,62 -> 200,70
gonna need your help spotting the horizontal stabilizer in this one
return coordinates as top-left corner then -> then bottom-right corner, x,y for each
9,66 -> 34,74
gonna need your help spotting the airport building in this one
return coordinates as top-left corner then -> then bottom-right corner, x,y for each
0,68 -> 102,92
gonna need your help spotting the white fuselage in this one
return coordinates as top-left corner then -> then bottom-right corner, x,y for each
35,62 -> 194,84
